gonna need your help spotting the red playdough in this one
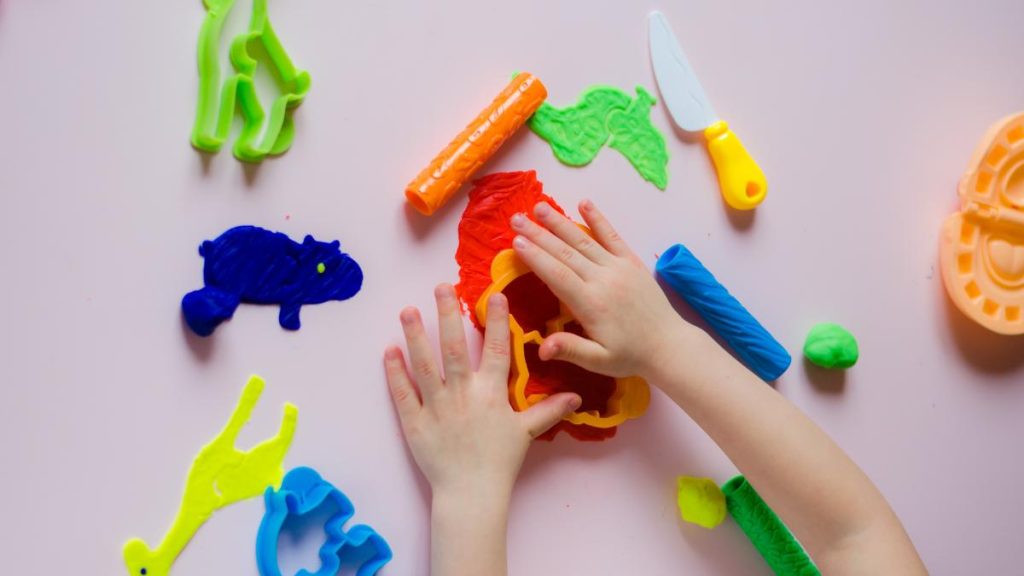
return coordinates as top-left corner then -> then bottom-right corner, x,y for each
455,171 -> 567,327
454,170 -> 621,441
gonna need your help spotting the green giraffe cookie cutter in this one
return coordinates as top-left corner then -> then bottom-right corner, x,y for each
190,0 -> 312,163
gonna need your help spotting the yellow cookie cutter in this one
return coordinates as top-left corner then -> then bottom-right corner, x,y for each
940,112 -> 1024,334
474,249 -> 649,429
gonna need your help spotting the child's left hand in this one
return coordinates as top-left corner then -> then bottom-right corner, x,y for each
384,283 -> 582,503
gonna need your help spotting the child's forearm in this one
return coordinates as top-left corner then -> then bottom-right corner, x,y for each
649,321 -> 925,573
431,489 -> 510,576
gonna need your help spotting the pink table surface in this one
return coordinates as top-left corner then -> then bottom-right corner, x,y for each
2,0 -> 1023,574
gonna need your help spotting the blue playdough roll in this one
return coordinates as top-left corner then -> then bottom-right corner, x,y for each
655,244 -> 791,382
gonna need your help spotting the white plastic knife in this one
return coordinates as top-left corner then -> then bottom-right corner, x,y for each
649,11 -> 767,210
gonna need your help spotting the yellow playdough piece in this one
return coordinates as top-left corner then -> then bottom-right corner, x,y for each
940,112 -> 1024,334
122,375 -> 298,576
676,476 -> 727,529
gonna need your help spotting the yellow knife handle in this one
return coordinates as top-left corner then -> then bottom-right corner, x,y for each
704,121 -> 767,210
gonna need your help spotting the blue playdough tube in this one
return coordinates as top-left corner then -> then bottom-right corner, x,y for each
655,244 -> 791,381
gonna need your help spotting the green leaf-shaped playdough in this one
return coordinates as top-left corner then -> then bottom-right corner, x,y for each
529,85 -> 669,189
528,86 -> 631,166
803,323 -> 859,369
607,87 -> 669,190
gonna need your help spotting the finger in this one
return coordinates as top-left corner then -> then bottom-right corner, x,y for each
510,209 -> 595,278
511,235 -> 587,308
399,306 -> 444,398
533,202 -> 612,265
434,284 -> 471,384
521,393 -> 582,438
383,346 -> 421,425
479,293 -> 511,380
579,199 -> 631,257
539,331 -> 613,375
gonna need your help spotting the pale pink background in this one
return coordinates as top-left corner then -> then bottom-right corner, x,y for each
1,0 -> 1023,574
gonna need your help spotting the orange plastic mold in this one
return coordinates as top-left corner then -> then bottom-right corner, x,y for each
940,112 -> 1024,335
474,249 -> 650,430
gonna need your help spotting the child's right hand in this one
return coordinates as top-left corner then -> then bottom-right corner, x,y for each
509,199 -> 696,380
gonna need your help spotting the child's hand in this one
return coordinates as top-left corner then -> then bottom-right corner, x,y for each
384,284 -> 582,502
509,200 -> 694,380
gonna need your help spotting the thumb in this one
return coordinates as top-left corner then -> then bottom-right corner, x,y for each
539,332 -> 610,373
521,393 -> 582,438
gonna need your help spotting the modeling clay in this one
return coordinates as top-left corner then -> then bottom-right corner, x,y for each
528,86 -> 632,166
454,172 -> 649,441
455,170 -> 567,325
257,467 -> 391,576
722,476 -> 820,576
529,85 -> 669,189
405,73 -> 548,216
607,87 -> 669,189
181,226 -> 362,336
123,376 -> 297,576
191,0 -> 311,162
656,244 -> 791,382
803,323 -> 858,369
676,476 -> 727,529
940,112 -> 1024,334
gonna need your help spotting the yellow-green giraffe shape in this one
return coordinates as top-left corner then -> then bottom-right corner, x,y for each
122,376 -> 298,576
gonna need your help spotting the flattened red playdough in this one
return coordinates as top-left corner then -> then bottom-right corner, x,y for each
455,171 -> 621,441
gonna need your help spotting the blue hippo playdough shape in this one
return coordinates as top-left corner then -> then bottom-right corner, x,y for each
256,466 -> 392,576
182,226 -> 363,336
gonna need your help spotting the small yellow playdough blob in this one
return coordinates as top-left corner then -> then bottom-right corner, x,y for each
676,476 -> 727,529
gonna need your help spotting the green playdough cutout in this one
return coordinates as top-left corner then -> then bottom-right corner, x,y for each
676,476 -> 727,529
528,86 -> 632,166
529,85 -> 669,188
191,0 -> 311,163
803,323 -> 859,369
723,476 -> 820,576
122,376 -> 297,576
607,87 -> 669,190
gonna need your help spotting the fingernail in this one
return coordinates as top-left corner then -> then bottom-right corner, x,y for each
513,235 -> 528,250
568,395 -> 582,410
510,212 -> 527,229
580,199 -> 593,211
488,293 -> 506,310
400,308 -> 418,325
534,202 -> 551,217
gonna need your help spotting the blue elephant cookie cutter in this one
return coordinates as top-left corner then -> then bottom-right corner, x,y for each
256,467 -> 392,576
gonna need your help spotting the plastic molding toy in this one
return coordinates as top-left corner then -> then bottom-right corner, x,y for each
123,376 -> 298,576
656,244 -> 791,382
722,476 -> 820,576
191,0 -> 311,162
940,112 -> 1024,334
181,226 -> 363,336
256,467 -> 391,576
405,73 -> 548,216
676,476 -> 727,529
475,250 -> 650,438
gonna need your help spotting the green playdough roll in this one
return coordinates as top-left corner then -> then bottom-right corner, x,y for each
722,476 -> 820,576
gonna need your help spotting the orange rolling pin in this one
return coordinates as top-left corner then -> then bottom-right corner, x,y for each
405,73 -> 548,216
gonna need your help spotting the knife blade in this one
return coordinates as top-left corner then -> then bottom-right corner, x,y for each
648,11 -> 718,132
648,11 -> 767,210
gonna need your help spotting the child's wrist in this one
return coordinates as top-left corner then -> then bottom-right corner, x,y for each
432,484 -> 512,527
639,319 -> 709,384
